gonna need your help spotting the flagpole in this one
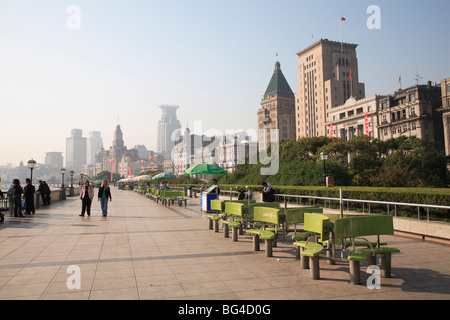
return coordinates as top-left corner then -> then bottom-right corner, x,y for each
340,20 -> 343,53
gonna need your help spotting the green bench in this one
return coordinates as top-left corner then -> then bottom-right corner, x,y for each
204,199 -> 226,232
245,207 -> 280,257
218,202 -> 245,241
286,207 -> 323,243
294,213 -> 331,280
160,191 -> 186,206
205,200 -> 256,232
334,215 -> 400,285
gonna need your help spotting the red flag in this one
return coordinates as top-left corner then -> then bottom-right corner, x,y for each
282,103 -> 285,110
349,73 -> 352,79
341,17 -> 346,21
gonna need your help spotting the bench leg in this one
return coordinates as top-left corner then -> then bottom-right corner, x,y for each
327,247 -> 335,265
368,254 -> 377,267
239,225 -> 243,235
224,224 -> 229,238
349,260 -> 361,285
381,253 -> 392,278
300,248 -> 309,269
310,256 -> 320,280
295,246 -> 300,260
208,219 -> 213,230
214,220 -> 219,233
253,235 -> 260,251
232,227 -> 238,242
265,239 -> 273,257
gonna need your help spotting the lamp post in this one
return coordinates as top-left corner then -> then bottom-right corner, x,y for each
27,159 -> 37,183
69,170 -> 74,196
320,152 -> 328,187
70,171 -> 74,187
61,168 -> 66,188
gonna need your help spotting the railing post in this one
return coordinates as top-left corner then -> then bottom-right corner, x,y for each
339,188 -> 343,219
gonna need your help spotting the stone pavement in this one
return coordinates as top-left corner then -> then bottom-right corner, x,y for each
0,188 -> 449,300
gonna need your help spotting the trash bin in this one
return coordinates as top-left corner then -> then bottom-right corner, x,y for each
187,186 -> 193,198
200,185 -> 219,212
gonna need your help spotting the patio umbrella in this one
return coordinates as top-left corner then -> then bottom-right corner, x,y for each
184,163 -> 227,175
139,175 -> 153,181
152,172 -> 177,179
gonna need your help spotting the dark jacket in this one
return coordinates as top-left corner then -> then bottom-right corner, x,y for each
12,185 -> 23,199
24,183 -> 35,199
98,186 -> 112,200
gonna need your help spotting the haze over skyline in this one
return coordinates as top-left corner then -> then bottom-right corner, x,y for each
1,0 -> 449,167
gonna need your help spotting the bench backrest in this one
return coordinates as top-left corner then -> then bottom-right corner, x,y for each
228,200 -> 257,207
225,202 -> 245,217
334,215 -> 394,241
303,213 -> 331,242
210,199 -> 226,212
248,202 -> 280,219
252,207 -> 280,226
285,207 -> 323,225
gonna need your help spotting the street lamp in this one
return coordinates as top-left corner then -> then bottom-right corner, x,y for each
70,171 -> 74,187
61,168 -> 66,188
320,152 -> 328,187
27,159 -> 37,183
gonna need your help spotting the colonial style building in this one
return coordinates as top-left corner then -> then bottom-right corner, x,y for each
326,95 -> 382,140
377,81 -> 443,146
295,39 -> 365,139
257,61 -> 296,151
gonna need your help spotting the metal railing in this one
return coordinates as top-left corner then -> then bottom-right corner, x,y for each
275,189 -> 450,222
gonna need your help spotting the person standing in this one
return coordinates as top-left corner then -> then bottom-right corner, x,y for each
38,180 -> 47,205
261,182 -> 276,202
43,181 -> 51,205
23,178 -> 36,215
79,180 -> 94,217
12,179 -> 24,217
97,180 -> 112,217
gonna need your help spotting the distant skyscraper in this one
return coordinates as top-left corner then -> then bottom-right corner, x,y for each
295,39 -> 365,139
45,152 -> 64,168
87,131 -> 103,165
157,105 -> 182,159
110,124 -> 126,173
66,129 -> 87,170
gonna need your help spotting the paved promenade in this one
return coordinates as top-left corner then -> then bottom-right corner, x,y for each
0,188 -> 449,300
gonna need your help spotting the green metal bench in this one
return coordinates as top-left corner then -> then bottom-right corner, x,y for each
218,202 -> 245,241
204,200 -> 226,232
294,213 -> 331,280
286,207 -> 323,242
334,215 -> 400,285
245,207 -> 280,257
163,191 -> 187,206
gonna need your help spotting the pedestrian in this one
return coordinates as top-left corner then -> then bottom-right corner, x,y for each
79,180 -> 94,217
23,178 -> 36,215
261,182 -> 276,202
98,179 -> 112,217
12,179 -> 24,217
43,181 -> 51,205
38,180 -> 47,205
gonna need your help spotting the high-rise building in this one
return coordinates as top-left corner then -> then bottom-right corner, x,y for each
87,131 -> 103,165
157,105 -> 182,159
257,61 -> 296,151
45,152 -> 64,168
295,39 -> 365,139
66,129 -> 87,170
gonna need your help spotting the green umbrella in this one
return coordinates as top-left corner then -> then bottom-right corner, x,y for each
184,163 -> 227,175
153,172 -> 177,179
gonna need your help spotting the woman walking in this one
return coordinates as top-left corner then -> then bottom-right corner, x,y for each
98,180 -> 112,217
79,180 -> 94,217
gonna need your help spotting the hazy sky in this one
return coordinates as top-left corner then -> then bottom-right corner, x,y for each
0,0 -> 449,167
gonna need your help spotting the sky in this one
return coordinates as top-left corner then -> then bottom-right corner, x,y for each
0,0 -> 449,167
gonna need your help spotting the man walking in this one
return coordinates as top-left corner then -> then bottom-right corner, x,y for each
23,178 -> 36,215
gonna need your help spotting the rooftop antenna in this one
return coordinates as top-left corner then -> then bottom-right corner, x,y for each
414,69 -> 423,86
